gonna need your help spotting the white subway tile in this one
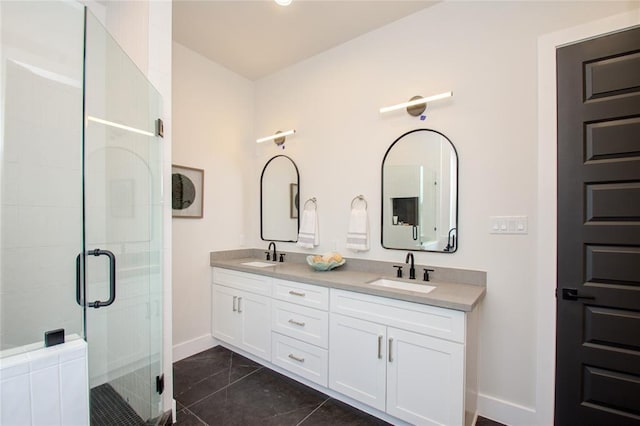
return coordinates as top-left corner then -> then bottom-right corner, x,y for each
1,374 -> 31,425
60,356 -> 88,425
28,348 -> 60,371
30,364 -> 61,425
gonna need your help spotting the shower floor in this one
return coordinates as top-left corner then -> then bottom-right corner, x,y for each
90,383 -> 145,426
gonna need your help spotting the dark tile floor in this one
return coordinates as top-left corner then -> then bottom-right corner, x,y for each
173,346 -> 505,426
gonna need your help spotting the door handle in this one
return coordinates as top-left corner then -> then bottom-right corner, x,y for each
388,337 -> 394,363
288,354 -> 305,363
377,335 -> 383,359
86,249 -> 117,309
76,254 -> 83,306
233,296 -> 237,312
561,288 -> 595,301
238,297 -> 243,313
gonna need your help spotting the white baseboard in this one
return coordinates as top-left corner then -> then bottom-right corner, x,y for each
477,393 -> 536,426
172,334 -> 217,362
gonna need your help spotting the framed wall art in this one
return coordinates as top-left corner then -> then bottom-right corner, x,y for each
172,165 -> 204,218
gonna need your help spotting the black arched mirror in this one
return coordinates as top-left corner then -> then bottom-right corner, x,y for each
261,155 -> 300,242
381,129 -> 458,252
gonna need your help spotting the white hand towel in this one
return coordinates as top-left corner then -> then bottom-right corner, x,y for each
346,205 -> 369,251
297,207 -> 319,248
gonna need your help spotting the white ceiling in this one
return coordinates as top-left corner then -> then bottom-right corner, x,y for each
172,0 -> 438,80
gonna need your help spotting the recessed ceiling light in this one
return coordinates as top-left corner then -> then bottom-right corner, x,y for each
275,0 -> 293,6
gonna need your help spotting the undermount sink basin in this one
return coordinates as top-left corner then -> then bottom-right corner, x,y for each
241,261 -> 277,268
368,278 -> 436,294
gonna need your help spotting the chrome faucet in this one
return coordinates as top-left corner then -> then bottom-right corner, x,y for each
405,252 -> 415,280
268,242 -> 277,262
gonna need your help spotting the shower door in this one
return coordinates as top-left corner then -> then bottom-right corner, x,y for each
82,11 -> 164,423
1,2 -> 163,423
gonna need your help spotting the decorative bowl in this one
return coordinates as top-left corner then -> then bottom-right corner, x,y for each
306,255 -> 346,271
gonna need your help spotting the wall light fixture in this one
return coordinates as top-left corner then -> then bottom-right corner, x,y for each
380,91 -> 453,116
256,129 -> 296,147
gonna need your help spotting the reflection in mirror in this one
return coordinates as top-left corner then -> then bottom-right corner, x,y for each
382,129 -> 458,253
261,155 -> 300,242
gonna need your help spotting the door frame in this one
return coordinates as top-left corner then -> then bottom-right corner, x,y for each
536,11 -> 640,426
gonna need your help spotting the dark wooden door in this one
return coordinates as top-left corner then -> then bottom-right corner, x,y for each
556,27 -> 640,425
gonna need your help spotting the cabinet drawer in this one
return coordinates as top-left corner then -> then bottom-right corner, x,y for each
272,300 -> 328,348
272,278 -> 329,310
330,289 -> 465,343
212,267 -> 271,296
271,332 -> 328,387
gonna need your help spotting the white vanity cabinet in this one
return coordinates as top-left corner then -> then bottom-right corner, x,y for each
270,278 -> 330,387
211,266 -> 479,426
211,268 -> 272,361
329,288 -> 472,426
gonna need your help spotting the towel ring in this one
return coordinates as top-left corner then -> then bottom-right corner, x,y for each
351,195 -> 367,210
304,197 -> 317,210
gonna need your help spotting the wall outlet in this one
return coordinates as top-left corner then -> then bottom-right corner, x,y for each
490,216 -> 528,234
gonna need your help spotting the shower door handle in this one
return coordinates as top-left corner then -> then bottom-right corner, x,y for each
86,249 -> 117,309
76,254 -> 82,306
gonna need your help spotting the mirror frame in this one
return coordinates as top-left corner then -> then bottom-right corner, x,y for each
380,128 -> 459,253
260,154 -> 300,242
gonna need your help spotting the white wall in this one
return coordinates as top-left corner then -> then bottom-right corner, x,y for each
171,42 -> 254,360
247,2 -> 640,424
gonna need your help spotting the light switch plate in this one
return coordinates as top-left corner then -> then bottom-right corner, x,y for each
490,216 -> 528,234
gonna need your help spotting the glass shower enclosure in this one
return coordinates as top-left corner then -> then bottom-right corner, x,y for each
1,1 -> 164,423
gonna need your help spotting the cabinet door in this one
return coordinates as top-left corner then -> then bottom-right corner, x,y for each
212,285 -> 240,345
328,313 -> 387,411
387,327 -> 464,426
238,291 -> 271,361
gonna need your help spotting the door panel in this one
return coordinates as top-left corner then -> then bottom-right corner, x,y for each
556,26 -> 640,425
386,327 -> 464,426
239,291 -> 271,361
83,10 -> 163,422
212,285 -> 239,344
328,313 -> 387,411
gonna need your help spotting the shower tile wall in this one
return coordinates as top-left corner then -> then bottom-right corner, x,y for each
0,337 -> 89,425
0,1 -> 85,352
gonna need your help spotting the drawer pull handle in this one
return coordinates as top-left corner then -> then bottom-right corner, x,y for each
288,354 -> 305,363
237,297 -> 243,313
388,338 -> 394,363
377,335 -> 383,359
288,319 -> 306,327
232,296 -> 237,312
289,290 -> 306,297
